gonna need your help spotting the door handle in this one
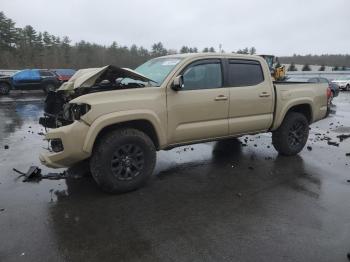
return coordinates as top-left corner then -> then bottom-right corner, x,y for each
259,92 -> 270,97
214,95 -> 228,101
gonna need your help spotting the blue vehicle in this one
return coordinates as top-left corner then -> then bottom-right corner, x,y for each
0,69 -> 60,95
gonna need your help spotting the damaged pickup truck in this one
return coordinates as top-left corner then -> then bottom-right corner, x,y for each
39,53 -> 330,193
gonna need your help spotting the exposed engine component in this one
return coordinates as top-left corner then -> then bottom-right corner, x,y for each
39,65 -> 154,129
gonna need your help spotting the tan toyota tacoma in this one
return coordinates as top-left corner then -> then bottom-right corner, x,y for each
39,53 -> 329,193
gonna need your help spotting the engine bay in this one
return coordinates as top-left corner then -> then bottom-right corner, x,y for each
39,65 -> 154,129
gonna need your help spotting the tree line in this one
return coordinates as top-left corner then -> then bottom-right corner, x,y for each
280,54 -> 350,71
0,12 -> 259,70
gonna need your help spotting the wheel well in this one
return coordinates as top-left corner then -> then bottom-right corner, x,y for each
0,81 -> 11,87
42,81 -> 57,87
94,120 -> 160,150
287,104 -> 312,123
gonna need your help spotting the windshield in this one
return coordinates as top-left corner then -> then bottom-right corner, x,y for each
133,57 -> 183,86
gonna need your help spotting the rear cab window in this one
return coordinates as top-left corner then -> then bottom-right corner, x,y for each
227,59 -> 264,87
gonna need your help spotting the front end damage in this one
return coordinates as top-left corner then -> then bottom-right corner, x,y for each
39,65 -> 154,129
39,65 -> 154,167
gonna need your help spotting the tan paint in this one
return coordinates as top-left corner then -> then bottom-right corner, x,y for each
227,56 -> 275,135
40,53 -> 328,168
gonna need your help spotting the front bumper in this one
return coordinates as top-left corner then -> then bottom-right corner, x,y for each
40,120 -> 91,168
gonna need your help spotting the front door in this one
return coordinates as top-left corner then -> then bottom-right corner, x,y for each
167,59 -> 229,145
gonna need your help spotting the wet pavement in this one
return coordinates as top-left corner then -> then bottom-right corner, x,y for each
0,91 -> 350,262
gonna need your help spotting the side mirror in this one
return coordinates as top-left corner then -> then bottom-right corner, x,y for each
171,75 -> 183,91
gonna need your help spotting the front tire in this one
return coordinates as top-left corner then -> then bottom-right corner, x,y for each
272,112 -> 309,156
90,128 -> 156,193
0,82 -> 10,95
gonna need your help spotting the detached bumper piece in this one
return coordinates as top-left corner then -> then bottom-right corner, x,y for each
13,166 -> 68,182
13,166 -> 41,182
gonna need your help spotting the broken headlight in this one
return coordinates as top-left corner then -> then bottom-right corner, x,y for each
63,103 -> 91,121
50,138 -> 64,152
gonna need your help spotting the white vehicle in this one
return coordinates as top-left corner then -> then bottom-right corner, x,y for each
332,76 -> 350,91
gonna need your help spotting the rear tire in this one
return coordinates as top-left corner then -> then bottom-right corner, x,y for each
90,128 -> 156,193
272,112 -> 309,156
0,82 -> 10,95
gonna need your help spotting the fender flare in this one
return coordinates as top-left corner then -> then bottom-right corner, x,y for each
272,99 -> 313,130
82,110 -> 167,153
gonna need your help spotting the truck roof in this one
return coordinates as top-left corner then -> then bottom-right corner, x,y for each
160,53 -> 261,60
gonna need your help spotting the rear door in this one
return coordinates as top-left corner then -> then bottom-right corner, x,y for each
20,70 -> 41,89
167,59 -> 229,144
226,59 -> 274,135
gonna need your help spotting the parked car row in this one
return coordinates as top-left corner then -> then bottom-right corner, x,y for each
331,76 -> 350,91
0,68 -> 75,95
307,77 -> 340,101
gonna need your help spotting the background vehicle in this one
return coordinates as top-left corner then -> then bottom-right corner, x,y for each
52,69 -> 76,82
39,54 -> 329,193
332,76 -> 350,91
259,54 -> 286,81
0,69 -> 60,95
308,77 -> 339,101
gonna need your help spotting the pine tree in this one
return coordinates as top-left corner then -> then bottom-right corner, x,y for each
302,64 -> 311,71
288,62 -> 297,71
249,47 -> 256,55
151,42 -> 167,56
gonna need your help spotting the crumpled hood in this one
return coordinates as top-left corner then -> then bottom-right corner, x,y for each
57,65 -> 154,91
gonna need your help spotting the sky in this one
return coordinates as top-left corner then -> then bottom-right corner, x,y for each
1,0 -> 349,56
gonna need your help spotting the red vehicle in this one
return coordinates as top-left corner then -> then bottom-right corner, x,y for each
52,69 -> 76,82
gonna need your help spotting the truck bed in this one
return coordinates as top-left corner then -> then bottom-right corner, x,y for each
271,82 -> 328,130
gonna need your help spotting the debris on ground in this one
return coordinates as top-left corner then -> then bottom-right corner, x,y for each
4,145 -> 9,149
347,253 -> 350,261
346,180 -> 350,183
13,166 -> 41,182
346,153 -> 350,157
0,208 -> 5,212
13,166 -> 68,182
307,146 -> 312,151
337,134 -> 350,142
327,141 -> 339,147
37,132 -> 45,136
44,172 -> 68,180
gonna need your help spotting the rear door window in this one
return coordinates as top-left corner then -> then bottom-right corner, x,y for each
227,60 -> 264,87
39,70 -> 54,77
